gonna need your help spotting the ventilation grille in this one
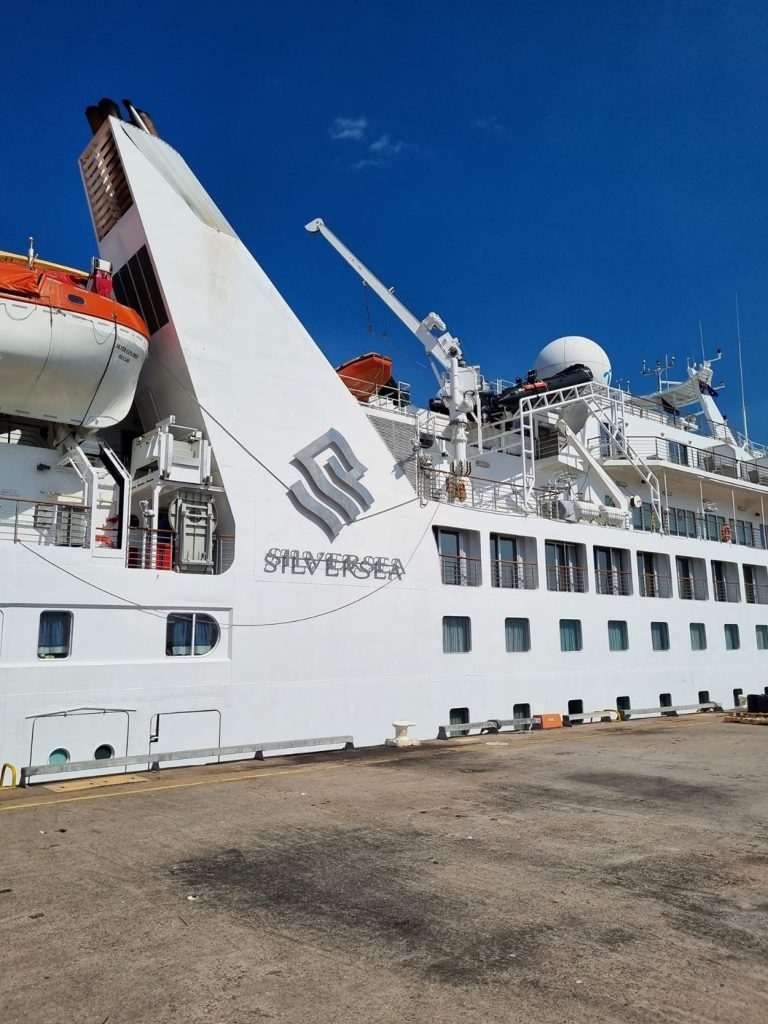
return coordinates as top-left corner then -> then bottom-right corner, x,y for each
113,246 -> 169,335
80,127 -> 133,241
366,413 -> 418,492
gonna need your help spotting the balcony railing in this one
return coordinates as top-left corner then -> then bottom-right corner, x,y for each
594,434 -> 768,489
677,575 -> 708,600
0,496 -> 90,547
439,554 -> 482,587
546,564 -> 587,593
594,568 -> 633,596
638,572 -> 673,598
713,579 -> 741,603
491,559 -> 538,590
745,581 -> 768,605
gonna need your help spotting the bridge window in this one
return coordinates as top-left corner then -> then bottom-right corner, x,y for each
165,613 -> 220,657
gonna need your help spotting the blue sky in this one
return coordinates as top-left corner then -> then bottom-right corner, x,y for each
2,1 -> 768,433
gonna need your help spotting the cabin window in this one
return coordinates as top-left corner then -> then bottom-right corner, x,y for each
724,623 -> 740,650
651,621 -> 670,651
711,560 -> 741,603
37,611 -> 73,660
594,547 -> 632,596
442,616 -> 471,653
546,542 -> 586,593
505,618 -> 531,653
689,623 -> 707,651
47,748 -> 70,765
632,500 -> 657,532
698,690 -> 710,704
616,696 -> 631,716
490,534 -> 537,589
568,698 -> 584,725
756,625 -> 768,650
666,506 -> 697,538
659,693 -> 673,713
733,688 -> 743,707
676,556 -> 708,600
607,620 -> 628,651
449,708 -> 470,736
637,552 -> 672,598
165,613 -> 220,657
435,528 -> 481,586
743,564 -> 768,604
94,744 -> 114,760
513,703 -> 531,728
559,619 -> 582,652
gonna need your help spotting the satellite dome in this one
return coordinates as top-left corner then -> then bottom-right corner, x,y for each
535,336 -> 612,387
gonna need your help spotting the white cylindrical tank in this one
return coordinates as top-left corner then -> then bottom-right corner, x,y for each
535,336 -> 612,387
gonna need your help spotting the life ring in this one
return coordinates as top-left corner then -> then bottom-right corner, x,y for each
95,534 -> 115,548
721,523 -> 732,543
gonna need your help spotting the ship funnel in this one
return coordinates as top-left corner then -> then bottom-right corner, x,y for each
136,108 -> 159,137
98,97 -> 122,120
123,99 -> 152,134
85,105 -> 105,134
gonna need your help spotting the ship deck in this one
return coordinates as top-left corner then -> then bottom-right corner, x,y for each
1,716 -> 766,1024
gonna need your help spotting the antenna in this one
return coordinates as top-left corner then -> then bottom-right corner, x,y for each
736,292 -> 749,446
27,236 -> 36,269
641,354 -> 675,392
698,321 -> 705,364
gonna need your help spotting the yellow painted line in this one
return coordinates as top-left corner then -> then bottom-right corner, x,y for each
0,755 -> 407,814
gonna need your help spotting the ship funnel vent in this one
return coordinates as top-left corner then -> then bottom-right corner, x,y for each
113,245 -> 169,335
79,125 -> 133,241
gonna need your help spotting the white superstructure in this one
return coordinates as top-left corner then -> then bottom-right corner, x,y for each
1,105 -> 766,779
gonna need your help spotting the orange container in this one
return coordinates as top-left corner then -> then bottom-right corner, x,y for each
538,713 -> 563,730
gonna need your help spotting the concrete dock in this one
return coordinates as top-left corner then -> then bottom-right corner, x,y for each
1,715 -> 766,1023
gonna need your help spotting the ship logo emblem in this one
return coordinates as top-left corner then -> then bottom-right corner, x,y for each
288,428 -> 373,538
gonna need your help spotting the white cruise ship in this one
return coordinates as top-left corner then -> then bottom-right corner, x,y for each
1,100 -> 765,782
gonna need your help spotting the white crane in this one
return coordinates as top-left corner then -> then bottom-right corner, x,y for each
305,218 -> 481,475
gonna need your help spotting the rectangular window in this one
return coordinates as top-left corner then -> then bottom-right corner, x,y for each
632,500 -> 656,532
505,617 -> 531,652
756,625 -> 768,650
546,542 -> 586,592
651,621 -> 670,651
37,610 -> 73,660
666,505 -> 697,538
724,623 -> 740,650
689,622 -> 707,651
490,534 -> 536,589
443,615 -> 471,653
712,560 -> 740,602
676,556 -> 708,600
559,618 -> 583,652
637,551 -> 672,598
435,528 -> 481,586
449,707 -> 470,736
608,620 -> 628,651
594,547 -> 632,596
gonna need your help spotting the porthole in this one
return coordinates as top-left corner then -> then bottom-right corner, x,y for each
48,748 -> 70,765
94,744 -> 114,760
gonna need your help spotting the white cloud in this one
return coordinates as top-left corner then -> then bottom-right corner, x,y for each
369,134 -> 404,156
476,116 -> 503,132
330,116 -> 368,140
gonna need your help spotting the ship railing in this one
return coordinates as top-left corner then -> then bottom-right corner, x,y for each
594,567 -> 633,596
591,434 -> 768,488
490,559 -> 538,590
677,575 -> 709,601
745,582 -> 768,605
545,564 -> 587,593
125,527 -> 236,574
638,572 -> 674,598
340,372 -> 412,411
438,553 -> 482,587
713,579 -> 741,603
0,495 -> 90,548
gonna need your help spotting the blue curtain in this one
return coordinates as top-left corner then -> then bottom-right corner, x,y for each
559,619 -> 582,652
38,612 -> 71,658
443,616 -> 471,653
505,618 -> 530,652
194,615 -> 219,655
166,614 -> 193,656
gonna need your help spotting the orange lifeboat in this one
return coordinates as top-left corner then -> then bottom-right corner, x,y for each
0,252 -> 150,428
335,352 -> 393,399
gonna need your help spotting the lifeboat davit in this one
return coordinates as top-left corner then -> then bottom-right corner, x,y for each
336,352 -> 393,399
0,253 -> 150,428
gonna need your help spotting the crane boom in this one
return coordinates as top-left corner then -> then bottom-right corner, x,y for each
305,218 -> 461,373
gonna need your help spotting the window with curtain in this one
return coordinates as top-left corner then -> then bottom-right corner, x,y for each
607,620 -> 628,651
559,619 -> 582,652
442,616 -> 471,653
756,625 -> 768,650
689,622 -> 707,651
724,623 -> 740,650
37,611 -> 73,659
166,613 -> 220,656
491,533 -> 520,588
505,617 -> 530,652
651,621 -> 670,651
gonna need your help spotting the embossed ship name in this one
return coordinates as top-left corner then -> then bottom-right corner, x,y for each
264,548 -> 405,580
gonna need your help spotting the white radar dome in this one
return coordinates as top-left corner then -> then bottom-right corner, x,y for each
535,336 -> 612,387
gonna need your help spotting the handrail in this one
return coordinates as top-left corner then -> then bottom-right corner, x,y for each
490,558 -> 538,589
594,567 -> 633,596
438,552 -> 482,586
